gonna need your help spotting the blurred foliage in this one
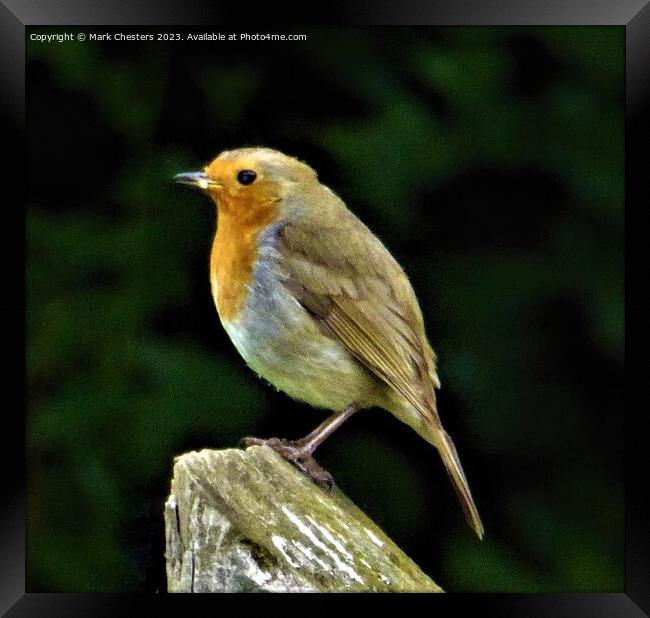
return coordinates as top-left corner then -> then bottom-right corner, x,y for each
26,26 -> 623,592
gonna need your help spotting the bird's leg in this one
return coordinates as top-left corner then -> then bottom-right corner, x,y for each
292,403 -> 360,454
240,403 -> 361,490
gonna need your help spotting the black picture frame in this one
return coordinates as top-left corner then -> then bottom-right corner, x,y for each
5,0 -> 648,615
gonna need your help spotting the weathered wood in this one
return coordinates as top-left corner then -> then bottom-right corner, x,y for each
164,446 -> 442,592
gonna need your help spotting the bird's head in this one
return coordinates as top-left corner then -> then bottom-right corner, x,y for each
174,147 -> 318,218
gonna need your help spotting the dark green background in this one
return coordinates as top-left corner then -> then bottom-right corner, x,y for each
27,26 -> 624,592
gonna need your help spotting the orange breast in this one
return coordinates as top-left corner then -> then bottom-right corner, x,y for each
210,196 -> 280,322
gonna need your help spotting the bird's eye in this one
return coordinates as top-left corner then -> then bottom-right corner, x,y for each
237,170 -> 257,185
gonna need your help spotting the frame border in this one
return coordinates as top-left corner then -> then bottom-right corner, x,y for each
7,1 -> 647,614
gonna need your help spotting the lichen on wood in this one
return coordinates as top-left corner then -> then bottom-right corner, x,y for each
165,445 -> 442,592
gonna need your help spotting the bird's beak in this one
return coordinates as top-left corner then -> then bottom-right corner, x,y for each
173,172 -> 222,190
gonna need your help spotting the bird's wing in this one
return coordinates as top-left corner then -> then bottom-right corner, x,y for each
277,206 -> 441,426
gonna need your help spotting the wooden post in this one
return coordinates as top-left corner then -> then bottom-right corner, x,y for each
164,446 -> 442,592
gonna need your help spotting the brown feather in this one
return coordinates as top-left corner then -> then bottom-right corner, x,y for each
277,197 -> 441,428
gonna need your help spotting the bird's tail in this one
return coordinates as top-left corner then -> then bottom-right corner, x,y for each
428,424 -> 484,540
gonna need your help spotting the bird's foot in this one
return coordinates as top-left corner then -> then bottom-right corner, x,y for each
239,436 -> 334,491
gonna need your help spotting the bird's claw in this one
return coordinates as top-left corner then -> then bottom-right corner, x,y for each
239,436 -> 268,449
239,435 -> 334,491
293,457 -> 334,491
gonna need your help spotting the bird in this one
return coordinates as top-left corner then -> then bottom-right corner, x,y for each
174,146 -> 484,539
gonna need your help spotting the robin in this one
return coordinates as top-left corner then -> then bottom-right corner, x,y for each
175,147 -> 484,539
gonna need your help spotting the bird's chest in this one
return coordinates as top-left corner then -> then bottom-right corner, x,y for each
210,221 -> 260,323
210,218 -> 383,411
210,218 -> 294,356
